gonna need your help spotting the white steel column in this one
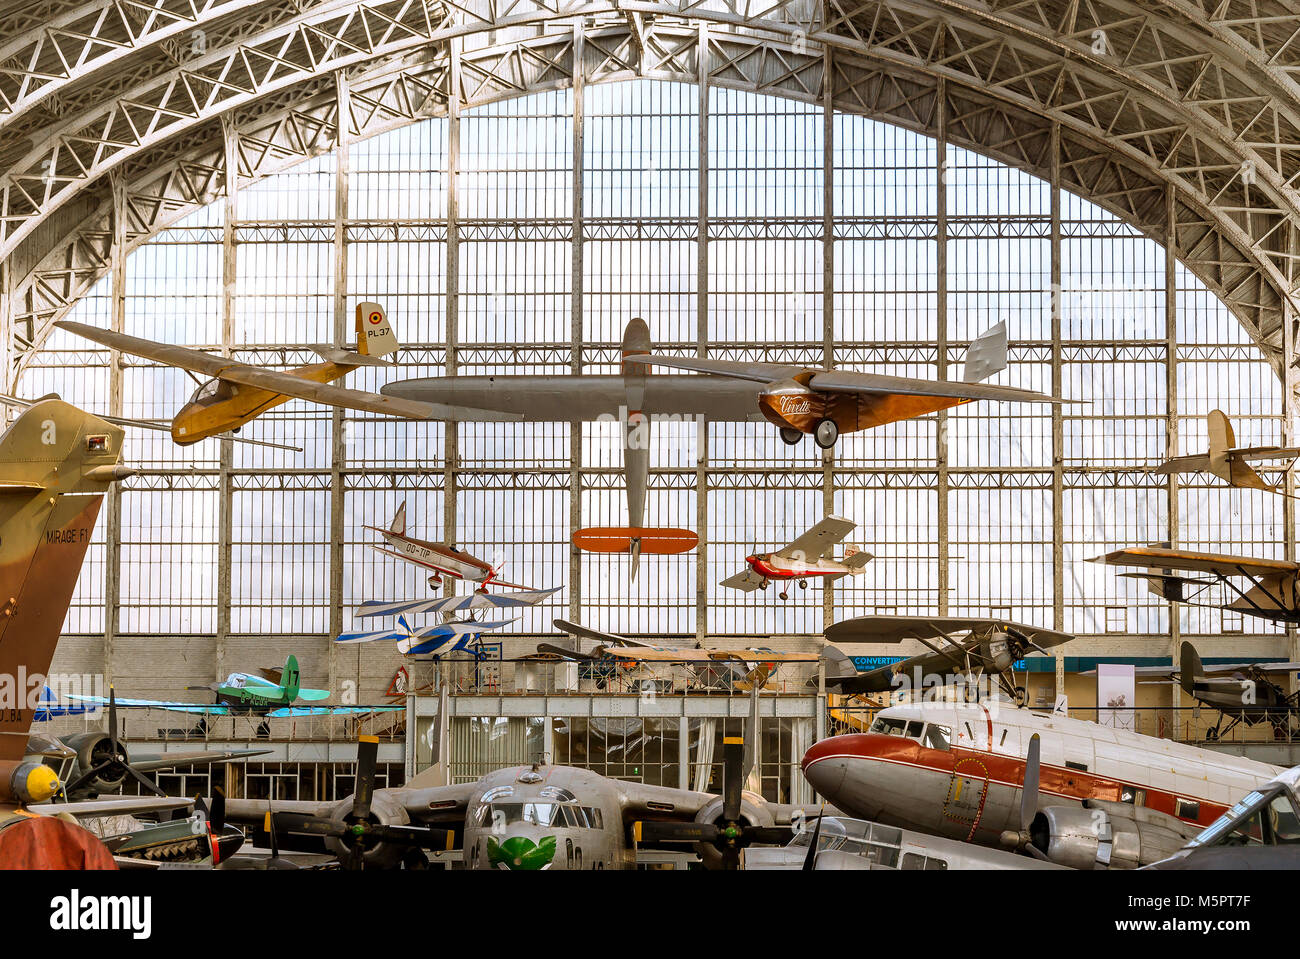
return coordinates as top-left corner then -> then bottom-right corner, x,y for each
217,117 -> 238,681
935,77 -> 949,617
569,24 -> 584,624
103,175 -> 127,687
444,45 -> 462,604
821,46 -> 836,630
328,71 -> 351,696
695,24 -> 709,643
1165,186 -> 1181,658
1050,122 -> 1065,694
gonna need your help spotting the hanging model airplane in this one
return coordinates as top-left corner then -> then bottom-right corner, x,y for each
54,303 -> 454,445
1089,544 -> 1300,625
382,318 -> 750,579
1084,641 -> 1300,741
336,614 -> 515,657
721,515 -> 873,599
822,615 -> 1076,707
1152,409 -> 1299,493
70,654 -> 400,719
623,321 -> 1063,449
357,586 -> 562,618
366,502 -> 550,592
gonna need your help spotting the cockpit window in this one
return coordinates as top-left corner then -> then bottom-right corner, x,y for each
923,724 -> 952,751
477,802 -> 604,829
190,379 -> 223,404
1187,787 -> 1300,848
905,721 -> 923,739
869,717 -> 908,736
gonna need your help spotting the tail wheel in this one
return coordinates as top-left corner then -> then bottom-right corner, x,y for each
813,418 -> 839,449
779,427 -> 803,446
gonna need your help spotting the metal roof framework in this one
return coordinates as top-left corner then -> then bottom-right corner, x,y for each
1,0 -> 1300,395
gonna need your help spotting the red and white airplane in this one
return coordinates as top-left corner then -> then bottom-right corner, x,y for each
722,515 -> 873,600
366,502 -> 535,592
801,699 -> 1285,869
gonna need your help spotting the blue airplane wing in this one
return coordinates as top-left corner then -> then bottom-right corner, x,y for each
266,706 -> 404,717
69,694 -> 230,715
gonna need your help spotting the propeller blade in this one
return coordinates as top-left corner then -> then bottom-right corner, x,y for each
802,805 -> 825,872
123,761 -> 166,798
107,686 -> 118,749
1021,733 -> 1041,831
722,736 -> 743,823
351,735 -> 379,822
210,787 -> 226,833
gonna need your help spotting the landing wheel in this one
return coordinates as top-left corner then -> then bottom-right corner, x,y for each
813,418 -> 839,450
1013,685 -> 1027,707
779,590 -> 789,600
759,580 -> 769,591
779,427 -> 803,446
798,579 -> 808,589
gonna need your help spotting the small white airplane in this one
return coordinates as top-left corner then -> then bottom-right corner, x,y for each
336,614 -> 514,657
367,502 -> 538,592
721,515 -> 873,599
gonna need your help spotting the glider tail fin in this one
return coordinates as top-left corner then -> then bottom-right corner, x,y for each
1178,641 -> 1202,696
1207,410 -> 1235,483
355,301 -> 399,358
962,321 -> 1008,383
281,654 -> 301,702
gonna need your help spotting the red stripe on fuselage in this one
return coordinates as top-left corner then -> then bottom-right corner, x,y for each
801,733 -> 1230,829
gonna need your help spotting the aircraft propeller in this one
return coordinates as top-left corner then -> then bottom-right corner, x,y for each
634,737 -> 789,869
998,733 -> 1051,860
272,736 -> 452,870
62,687 -> 167,798
801,802 -> 825,871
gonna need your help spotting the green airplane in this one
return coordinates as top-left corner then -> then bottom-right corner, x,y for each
71,655 -> 389,718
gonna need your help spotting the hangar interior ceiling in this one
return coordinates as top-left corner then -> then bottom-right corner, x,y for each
0,0 -> 1297,699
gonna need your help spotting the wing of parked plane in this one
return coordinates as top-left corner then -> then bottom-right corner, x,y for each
720,567 -> 768,592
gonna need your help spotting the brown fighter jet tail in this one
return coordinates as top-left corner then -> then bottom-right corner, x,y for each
0,400 -> 129,769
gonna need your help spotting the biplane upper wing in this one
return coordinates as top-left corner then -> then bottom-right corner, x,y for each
776,515 -> 858,561
1088,546 -> 1300,578
56,321 -> 452,420
825,614 -> 1074,649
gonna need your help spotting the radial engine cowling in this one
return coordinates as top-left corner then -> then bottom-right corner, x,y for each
63,732 -> 126,794
323,792 -> 411,869
1029,801 -> 1198,870
691,791 -> 776,869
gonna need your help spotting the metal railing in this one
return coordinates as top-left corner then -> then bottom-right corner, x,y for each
33,704 -> 406,744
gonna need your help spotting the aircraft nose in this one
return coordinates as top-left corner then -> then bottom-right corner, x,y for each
485,827 -> 558,871
800,736 -> 853,798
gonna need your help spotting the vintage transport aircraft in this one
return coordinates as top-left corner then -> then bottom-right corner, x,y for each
53,303 -> 491,445
1152,409 -> 1299,494
623,321 -> 1063,449
1084,641 -> 1300,741
822,615 -> 1075,707
721,515 -> 873,599
1146,764 -> 1300,869
382,318 -> 702,579
1090,544 -> 1300,624
801,697 -> 1285,869
228,729 -> 818,870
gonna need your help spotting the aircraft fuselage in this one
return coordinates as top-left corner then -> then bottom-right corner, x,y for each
171,360 -> 353,445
